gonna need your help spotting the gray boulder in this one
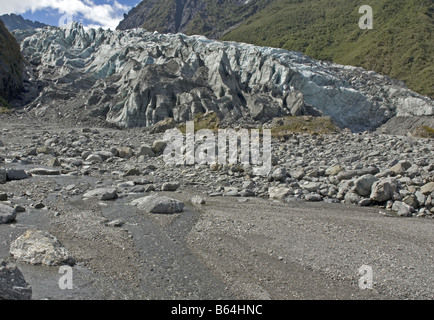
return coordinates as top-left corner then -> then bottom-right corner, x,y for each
415,191 -> 426,206
402,195 -> 419,208
302,182 -> 322,193
305,193 -> 322,202
0,204 -> 16,224
345,192 -> 361,204
272,167 -> 287,182
269,187 -> 292,200
117,147 -> 133,159
161,181 -> 180,191
95,151 -> 113,160
325,165 -> 343,176
85,154 -> 103,163
289,168 -> 305,180
390,161 -> 412,175
337,170 -> 359,182
10,230 -> 75,266
83,187 -> 118,200
0,260 -> 32,300
420,182 -> 434,195
137,145 -> 155,157
6,169 -> 28,181
191,195 -> 206,205
391,201 -> 413,217
28,168 -> 61,176
47,158 -> 61,167
370,177 -> 398,202
152,140 -> 167,154
131,195 -> 184,214
0,168 -> 6,184
353,174 -> 378,196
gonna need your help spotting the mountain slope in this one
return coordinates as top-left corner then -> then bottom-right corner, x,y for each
222,0 -> 434,98
0,14 -> 48,32
118,0 -> 433,98
0,19 -> 23,108
117,0 -> 274,38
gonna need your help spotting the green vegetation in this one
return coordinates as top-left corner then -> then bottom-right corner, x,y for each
222,0 -> 434,98
0,97 -> 12,113
412,126 -> 434,139
270,116 -> 340,137
177,113 -> 339,138
178,111 -> 221,133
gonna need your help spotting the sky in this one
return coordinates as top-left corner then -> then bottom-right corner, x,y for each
0,0 -> 141,30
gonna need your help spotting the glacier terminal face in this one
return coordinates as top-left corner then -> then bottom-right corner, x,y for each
13,23 -> 433,131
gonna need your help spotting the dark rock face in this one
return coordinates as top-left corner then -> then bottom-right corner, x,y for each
12,23 -> 433,132
116,0 -> 269,39
0,260 -> 32,300
0,14 -> 48,32
0,19 -> 23,105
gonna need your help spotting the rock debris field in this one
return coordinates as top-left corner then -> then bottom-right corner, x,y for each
0,113 -> 433,300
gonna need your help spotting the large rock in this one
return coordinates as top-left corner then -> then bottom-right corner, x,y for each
161,181 -> 180,192
271,167 -> 287,182
0,204 -> 16,224
28,168 -> 61,176
6,169 -> 28,180
268,187 -> 292,200
302,182 -> 321,193
83,187 -> 118,200
10,230 -> 75,266
402,195 -> 419,208
305,193 -> 322,202
420,182 -> 434,195
131,195 -> 184,214
353,174 -> 378,196
152,140 -> 167,154
391,201 -> 413,217
337,170 -> 359,182
0,168 -> 6,184
137,145 -> 155,157
85,154 -> 103,163
0,260 -> 32,300
36,146 -> 54,155
117,147 -> 133,159
344,192 -> 361,204
94,151 -> 113,160
390,161 -> 412,175
289,168 -> 305,180
325,165 -> 343,176
370,177 -> 398,202
13,23 -> 433,131
191,195 -> 206,205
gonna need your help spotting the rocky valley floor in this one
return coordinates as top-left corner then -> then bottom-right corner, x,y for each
1,112 -> 433,300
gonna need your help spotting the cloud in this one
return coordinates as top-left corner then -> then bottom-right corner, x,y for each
0,0 -> 131,29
